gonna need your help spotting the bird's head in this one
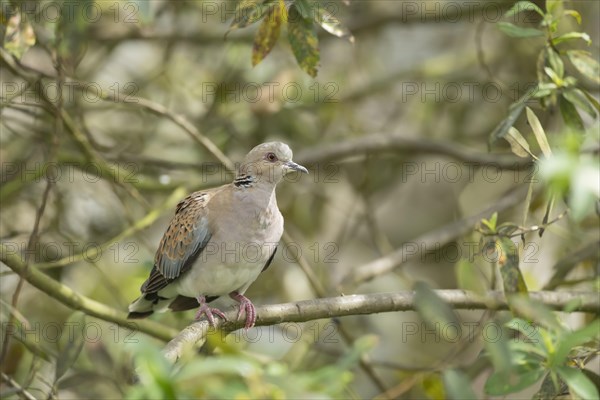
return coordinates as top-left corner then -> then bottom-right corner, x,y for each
238,142 -> 308,184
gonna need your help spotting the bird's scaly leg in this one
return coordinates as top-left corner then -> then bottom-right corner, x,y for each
194,295 -> 227,327
229,291 -> 256,329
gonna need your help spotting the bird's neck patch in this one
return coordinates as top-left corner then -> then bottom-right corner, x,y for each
234,174 -> 255,188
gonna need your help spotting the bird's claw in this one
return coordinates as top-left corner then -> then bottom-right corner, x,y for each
230,292 -> 256,330
195,296 -> 227,327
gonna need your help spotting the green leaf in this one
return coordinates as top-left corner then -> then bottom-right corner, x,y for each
251,3 -> 282,66
526,107 -> 552,157
567,50 -> 600,84
557,366 -> 600,400
315,6 -> 354,42
581,90 -> 600,114
456,260 -> 487,295
546,48 -> 564,79
227,0 -> 275,34
485,364 -> 546,395
533,371 -> 569,399
287,4 -> 319,77
443,369 -> 477,400
130,339 -> 178,399
480,212 -> 498,232
552,31 -> 592,46
489,90 -> 533,144
563,9 -> 582,24
293,0 -> 313,19
552,320 -> 600,367
508,297 -> 561,331
559,95 -> 584,131
497,22 -> 544,38
497,237 -> 528,295
414,281 -> 461,329
562,89 -> 597,117
178,356 -> 260,379
523,181 -> 536,232
505,1 -> 544,17
497,222 -> 519,236
507,318 -> 546,353
504,127 -> 535,159
484,333 -> 513,373
544,67 -> 563,86
531,87 -> 554,98
55,312 -> 86,382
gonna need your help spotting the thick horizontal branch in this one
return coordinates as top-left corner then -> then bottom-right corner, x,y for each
296,132 -> 531,170
163,290 -> 599,362
0,244 -> 177,342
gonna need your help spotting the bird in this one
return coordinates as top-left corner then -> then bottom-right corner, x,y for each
127,142 -> 307,329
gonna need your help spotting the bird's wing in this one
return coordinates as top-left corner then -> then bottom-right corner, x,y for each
141,191 -> 213,294
261,245 -> 277,272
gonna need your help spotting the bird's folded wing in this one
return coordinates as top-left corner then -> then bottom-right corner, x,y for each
141,191 -> 213,293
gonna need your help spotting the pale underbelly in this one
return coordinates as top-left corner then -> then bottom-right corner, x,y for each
174,262 -> 264,297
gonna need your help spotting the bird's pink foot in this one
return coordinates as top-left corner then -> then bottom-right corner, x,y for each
195,296 -> 227,327
229,292 -> 256,329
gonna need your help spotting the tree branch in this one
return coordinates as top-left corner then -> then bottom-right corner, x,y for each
296,132 -> 531,170
0,48 -> 233,173
163,290 -> 599,362
0,244 -> 178,342
1,372 -> 37,400
32,187 -> 187,269
340,185 -> 530,288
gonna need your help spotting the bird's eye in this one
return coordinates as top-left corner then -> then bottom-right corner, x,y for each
266,152 -> 278,162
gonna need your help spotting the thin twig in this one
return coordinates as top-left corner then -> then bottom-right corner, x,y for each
0,158 -> 53,366
1,372 -> 37,400
32,187 -> 186,269
295,132 -> 532,170
280,231 -> 390,393
341,185 -> 530,288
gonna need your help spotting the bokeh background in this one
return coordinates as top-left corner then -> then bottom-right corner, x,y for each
1,0 -> 599,399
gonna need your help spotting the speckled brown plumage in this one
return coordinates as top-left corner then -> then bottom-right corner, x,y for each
127,142 -> 307,329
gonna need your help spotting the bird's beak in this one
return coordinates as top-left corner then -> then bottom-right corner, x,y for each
284,160 -> 308,174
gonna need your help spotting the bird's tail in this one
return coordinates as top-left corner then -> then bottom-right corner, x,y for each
127,294 -> 210,318
127,295 -> 155,319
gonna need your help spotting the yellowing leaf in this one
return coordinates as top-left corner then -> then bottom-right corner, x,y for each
526,107 -> 552,158
504,127 -> 535,159
567,50 -> 600,84
552,32 -> 591,46
287,5 -> 319,77
563,9 -> 582,24
252,3 -> 282,66
3,12 -> 36,59
227,0 -> 275,34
